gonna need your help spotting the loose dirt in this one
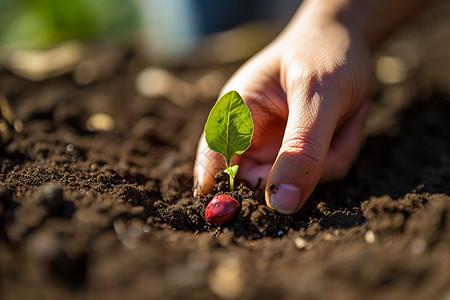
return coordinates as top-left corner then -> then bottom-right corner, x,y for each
1,2 -> 450,299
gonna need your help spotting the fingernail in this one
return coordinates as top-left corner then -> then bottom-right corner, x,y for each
269,183 -> 302,214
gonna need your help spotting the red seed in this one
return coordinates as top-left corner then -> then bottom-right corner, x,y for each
205,194 -> 240,225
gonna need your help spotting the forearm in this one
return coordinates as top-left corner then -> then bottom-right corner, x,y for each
282,0 -> 430,49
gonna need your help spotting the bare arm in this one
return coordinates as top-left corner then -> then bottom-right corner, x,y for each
283,0 -> 429,48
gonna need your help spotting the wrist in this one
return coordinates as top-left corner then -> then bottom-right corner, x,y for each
275,0 -> 368,50
292,0 -> 429,49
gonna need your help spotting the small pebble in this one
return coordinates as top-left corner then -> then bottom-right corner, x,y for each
294,237 -> 306,250
14,119 -> 23,132
323,233 -> 335,241
142,225 -> 151,233
66,143 -> 74,152
277,230 -> 284,237
365,230 -> 376,244
86,113 -> 115,132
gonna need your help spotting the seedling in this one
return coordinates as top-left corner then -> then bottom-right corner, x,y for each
204,90 -> 254,191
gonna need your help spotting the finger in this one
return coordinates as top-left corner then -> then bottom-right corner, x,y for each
238,160 -> 272,188
265,84 -> 342,214
236,118 -> 285,188
321,101 -> 370,182
193,133 -> 227,197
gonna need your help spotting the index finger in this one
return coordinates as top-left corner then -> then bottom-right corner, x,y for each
193,132 -> 227,197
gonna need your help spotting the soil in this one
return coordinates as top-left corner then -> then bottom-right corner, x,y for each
1,2 -> 450,300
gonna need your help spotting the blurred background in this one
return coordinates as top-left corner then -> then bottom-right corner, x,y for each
2,0 -> 449,83
0,0 -> 304,140
0,0 -> 138,50
0,0 -> 301,63
1,0 -> 449,116
0,0 -> 305,109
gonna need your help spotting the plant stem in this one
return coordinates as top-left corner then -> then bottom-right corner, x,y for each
225,159 -> 234,191
229,175 -> 234,191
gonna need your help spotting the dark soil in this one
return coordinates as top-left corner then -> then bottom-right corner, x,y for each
1,2 -> 450,300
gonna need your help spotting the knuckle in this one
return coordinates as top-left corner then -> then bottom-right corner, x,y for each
281,131 -> 323,166
283,53 -> 339,86
282,55 -> 353,109
284,62 -> 318,94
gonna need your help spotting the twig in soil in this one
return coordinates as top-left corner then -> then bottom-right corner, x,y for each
0,94 -> 23,143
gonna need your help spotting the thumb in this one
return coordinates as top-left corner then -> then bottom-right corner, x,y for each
265,89 -> 341,214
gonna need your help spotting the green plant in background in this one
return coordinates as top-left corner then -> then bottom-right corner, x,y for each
0,0 -> 139,49
204,90 -> 254,191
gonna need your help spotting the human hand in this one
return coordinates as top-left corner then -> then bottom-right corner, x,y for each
194,1 -> 375,214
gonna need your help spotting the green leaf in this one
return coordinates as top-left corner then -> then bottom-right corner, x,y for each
224,165 -> 239,179
205,90 -> 254,168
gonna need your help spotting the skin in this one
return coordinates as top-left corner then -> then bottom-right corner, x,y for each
194,0 -> 430,214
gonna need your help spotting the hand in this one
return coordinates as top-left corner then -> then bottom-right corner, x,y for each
195,1 -> 376,214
